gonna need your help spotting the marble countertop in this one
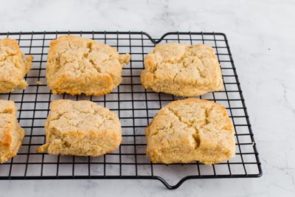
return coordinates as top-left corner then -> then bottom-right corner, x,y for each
0,0 -> 294,196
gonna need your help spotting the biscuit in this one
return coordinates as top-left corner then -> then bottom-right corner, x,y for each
141,43 -> 223,97
37,100 -> 122,156
146,98 -> 235,164
46,36 -> 130,96
0,39 -> 32,93
0,100 -> 25,163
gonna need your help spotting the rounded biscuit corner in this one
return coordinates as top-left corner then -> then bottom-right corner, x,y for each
25,55 -> 33,72
217,80 -> 225,91
17,79 -> 28,90
36,144 -> 48,154
140,71 -> 154,88
144,55 -> 156,72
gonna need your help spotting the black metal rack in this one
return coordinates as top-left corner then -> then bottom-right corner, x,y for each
0,31 -> 262,189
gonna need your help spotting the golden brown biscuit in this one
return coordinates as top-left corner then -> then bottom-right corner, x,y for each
146,98 -> 235,164
37,100 -> 122,156
141,43 -> 223,97
0,39 -> 32,93
0,100 -> 25,163
46,36 -> 130,96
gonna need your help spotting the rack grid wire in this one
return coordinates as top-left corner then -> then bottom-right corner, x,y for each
0,31 -> 262,189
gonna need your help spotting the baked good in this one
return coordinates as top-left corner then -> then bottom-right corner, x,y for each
146,98 -> 235,164
0,100 -> 25,163
46,36 -> 130,96
37,100 -> 122,156
141,43 -> 223,97
0,39 -> 32,93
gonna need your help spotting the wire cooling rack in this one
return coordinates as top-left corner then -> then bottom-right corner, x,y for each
0,31 -> 262,189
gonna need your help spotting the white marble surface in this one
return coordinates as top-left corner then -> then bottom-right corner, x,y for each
0,0 -> 295,196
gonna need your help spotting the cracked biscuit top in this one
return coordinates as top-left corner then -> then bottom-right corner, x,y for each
46,36 -> 130,96
37,100 -> 122,156
141,43 -> 223,97
0,39 -> 32,93
146,98 -> 235,164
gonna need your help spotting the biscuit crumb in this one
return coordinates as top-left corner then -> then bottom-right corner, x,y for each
36,80 -> 43,85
